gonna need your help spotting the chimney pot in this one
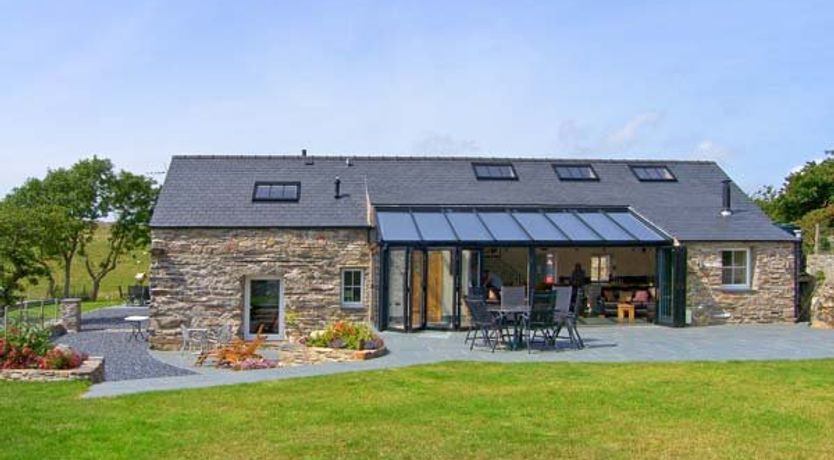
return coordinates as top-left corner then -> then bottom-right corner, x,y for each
301,149 -> 307,157
334,177 -> 341,199
721,180 -> 733,217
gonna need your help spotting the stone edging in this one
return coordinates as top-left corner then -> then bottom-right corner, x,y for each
0,357 -> 105,383
305,346 -> 387,361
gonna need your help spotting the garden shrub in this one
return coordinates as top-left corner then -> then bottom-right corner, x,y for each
304,321 -> 384,350
0,322 -> 87,370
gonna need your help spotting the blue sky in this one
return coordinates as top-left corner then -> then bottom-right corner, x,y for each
0,0 -> 832,195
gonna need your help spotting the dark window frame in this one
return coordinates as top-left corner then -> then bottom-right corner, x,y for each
553,164 -> 599,181
629,165 -> 677,182
252,181 -> 301,202
471,162 -> 518,181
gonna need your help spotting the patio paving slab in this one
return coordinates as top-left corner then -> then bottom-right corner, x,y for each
84,323 -> 834,398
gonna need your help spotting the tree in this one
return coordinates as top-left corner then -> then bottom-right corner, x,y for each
82,171 -> 157,300
0,203 -> 53,307
5,157 -> 114,298
765,153 -> 834,223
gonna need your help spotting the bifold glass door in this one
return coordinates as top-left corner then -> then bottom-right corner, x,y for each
656,246 -> 687,327
386,249 -> 407,329
425,250 -> 455,328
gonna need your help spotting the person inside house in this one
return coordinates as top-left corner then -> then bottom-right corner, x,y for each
570,263 -> 587,312
482,270 -> 503,301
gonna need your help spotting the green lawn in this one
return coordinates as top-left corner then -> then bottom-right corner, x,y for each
23,223 -> 150,301
2,360 -> 834,459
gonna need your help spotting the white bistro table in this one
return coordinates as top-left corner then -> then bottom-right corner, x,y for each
125,315 -> 150,341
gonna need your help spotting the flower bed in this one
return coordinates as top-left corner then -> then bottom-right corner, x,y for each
1,323 -> 88,371
299,321 -> 386,361
0,356 -> 105,383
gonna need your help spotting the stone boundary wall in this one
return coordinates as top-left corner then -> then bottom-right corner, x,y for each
0,357 -> 105,383
807,255 -> 834,328
149,228 -> 375,350
687,242 -> 796,324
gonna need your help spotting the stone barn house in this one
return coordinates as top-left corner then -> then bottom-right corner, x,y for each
148,154 -> 799,350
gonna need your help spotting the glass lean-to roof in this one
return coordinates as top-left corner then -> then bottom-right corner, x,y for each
376,208 -> 669,244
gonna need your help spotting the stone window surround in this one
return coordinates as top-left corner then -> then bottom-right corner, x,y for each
341,267 -> 365,309
719,247 -> 752,291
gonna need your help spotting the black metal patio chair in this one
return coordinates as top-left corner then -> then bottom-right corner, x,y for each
527,292 -> 557,353
464,288 -> 487,345
464,297 -> 501,352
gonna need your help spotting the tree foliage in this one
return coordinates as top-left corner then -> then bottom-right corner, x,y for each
0,203 -> 57,306
756,151 -> 834,252
758,153 -> 834,223
6,157 -> 114,298
2,156 -> 157,302
82,170 -> 157,300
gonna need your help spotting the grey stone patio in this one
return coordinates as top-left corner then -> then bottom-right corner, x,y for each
84,322 -> 834,398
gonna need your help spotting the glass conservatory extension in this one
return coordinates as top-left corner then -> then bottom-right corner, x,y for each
376,207 -> 687,331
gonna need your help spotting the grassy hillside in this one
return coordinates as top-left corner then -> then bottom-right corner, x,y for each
23,223 -> 150,301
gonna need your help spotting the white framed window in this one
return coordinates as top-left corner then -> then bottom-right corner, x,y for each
720,249 -> 751,289
590,255 -> 611,282
243,276 -> 284,340
341,268 -> 364,308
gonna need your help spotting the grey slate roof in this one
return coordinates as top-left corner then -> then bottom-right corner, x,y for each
151,155 -> 796,242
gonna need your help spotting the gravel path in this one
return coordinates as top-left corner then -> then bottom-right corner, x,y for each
54,306 -> 195,382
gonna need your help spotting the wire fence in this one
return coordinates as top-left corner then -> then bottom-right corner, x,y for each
1,299 -> 61,332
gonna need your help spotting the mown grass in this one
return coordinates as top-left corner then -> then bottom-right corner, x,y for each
2,360 -> 834,459
23,224 -> 150,301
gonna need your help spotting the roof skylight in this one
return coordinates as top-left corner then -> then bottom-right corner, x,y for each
553,164 -> 598,181
472,163 -> 517,180
253,182 -> 300,201
630,165 -> 676,182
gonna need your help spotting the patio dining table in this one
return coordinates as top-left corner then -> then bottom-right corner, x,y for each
487,304 -> 530,350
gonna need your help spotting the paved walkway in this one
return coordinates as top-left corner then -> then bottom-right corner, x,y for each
54,307 -> 195,382
85,323 -> 834,398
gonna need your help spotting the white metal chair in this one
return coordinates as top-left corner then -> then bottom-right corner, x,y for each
180,324 -> 208,353
206,323 -> 234,350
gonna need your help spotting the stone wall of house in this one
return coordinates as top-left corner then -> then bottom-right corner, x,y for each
807,255 -> 834,328
149,228 -> 374,350
686,242 -> 796,324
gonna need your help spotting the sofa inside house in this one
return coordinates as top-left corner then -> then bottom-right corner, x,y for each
592,283 -> 657,321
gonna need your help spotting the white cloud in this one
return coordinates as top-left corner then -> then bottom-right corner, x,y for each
555,119 -> 593,155
603,112 -> 662,150
691,140 -> 734,162
789,157 -> 827,174
411,132 -> 481,156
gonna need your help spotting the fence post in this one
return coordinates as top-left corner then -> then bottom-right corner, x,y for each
40,300 -> 45,328
60,298 -> 82,333
3,305 -> 7,335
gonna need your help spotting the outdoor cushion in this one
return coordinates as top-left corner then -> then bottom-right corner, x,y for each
633,290 -> 650,302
